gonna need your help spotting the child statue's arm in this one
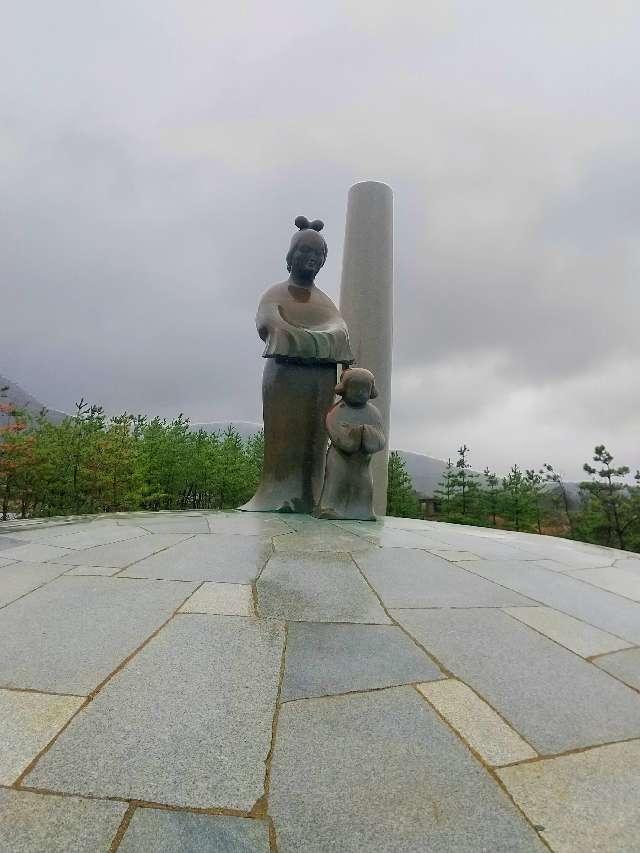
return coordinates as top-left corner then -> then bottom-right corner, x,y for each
327,415 -> 363,454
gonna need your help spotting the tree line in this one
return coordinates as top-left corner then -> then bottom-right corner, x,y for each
0,392 -> 263,520
386,444 -> 640,553
2,388 -> 639,554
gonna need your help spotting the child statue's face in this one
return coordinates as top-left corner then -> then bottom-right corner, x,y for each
344,376 -> 372,407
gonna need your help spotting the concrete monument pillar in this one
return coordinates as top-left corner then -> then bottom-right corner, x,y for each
339,181 -> 393,516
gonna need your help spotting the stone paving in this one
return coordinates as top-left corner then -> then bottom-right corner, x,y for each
0,512 -> 639,851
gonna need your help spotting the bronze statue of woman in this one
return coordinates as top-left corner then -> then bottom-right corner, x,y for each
240,216 -> 353,513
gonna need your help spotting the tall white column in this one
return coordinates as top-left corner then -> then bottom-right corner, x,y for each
339,181 -> 394,516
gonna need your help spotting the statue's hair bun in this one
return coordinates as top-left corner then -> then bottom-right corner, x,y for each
294,216 -> 324,232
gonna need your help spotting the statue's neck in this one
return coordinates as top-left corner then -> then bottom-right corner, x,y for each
288,273 -> 316,289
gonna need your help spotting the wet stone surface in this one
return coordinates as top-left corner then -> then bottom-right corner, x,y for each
0,511 -> 638,852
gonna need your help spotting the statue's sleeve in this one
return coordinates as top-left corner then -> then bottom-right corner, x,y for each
256,301 -> 314,359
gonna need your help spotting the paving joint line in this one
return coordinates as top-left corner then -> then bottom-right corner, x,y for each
251,621 -> 288,852
109,533 -> 198,577
499,608 -> 640,680
0,565 -> 76,613
452,559 -> 639,647
409,684 -> 553,851
493,733 -> 640,769
11,581 -> 205,785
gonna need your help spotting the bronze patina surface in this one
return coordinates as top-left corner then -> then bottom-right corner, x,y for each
240,217 -> 353,513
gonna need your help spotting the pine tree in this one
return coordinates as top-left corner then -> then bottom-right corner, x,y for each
449,444 -> 481,521
579,445 -> 634,550
525,468 -> 547,534
386,451 -> 420,517
481,467 -> 501,527
500,464 -> 533,531
434,458 -> 455,518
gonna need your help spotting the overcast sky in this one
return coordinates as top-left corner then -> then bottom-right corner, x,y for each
2,1 -> 639,479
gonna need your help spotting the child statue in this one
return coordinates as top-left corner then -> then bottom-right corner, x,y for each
315,368 -> 386,521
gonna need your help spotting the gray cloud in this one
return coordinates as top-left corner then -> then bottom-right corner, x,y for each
1,1 -> 639,480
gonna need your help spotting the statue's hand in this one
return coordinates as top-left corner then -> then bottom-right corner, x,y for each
329,421 -> 363,454
362,424 -> 386,455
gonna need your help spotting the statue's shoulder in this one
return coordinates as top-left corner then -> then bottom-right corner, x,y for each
259,280 -> 290,304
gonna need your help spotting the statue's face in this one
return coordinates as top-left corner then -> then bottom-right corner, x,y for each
289,236 -> 326,280
344,376 -> 372,407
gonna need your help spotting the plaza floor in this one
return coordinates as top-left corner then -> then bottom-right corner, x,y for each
1,510 -> 639,851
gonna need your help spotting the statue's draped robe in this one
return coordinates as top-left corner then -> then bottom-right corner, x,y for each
241,282 -> 353,513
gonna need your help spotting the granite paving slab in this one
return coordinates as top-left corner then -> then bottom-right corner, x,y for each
443,540 -> 547,561
504,606 -> 633,657
593,648 -> 640,690
281,622 -> 443,700
0,689 -> 84,784
531,544 -> 616,570
118,809 -> 271,853
257,552 -> 390,623
272,530 -> 375,553
46,533 -> 191,569
0,543 -> 76,563
40,525 -> 149,550
427,548 -> 481,561
27,615 -> 284,810
137,516 -> 211,534
274,515 -> 328,533
360,528 -> 449,549
0,576 -> 196,694
614,557 -> 640,577
268,687 -> 545,852
497,740 -> 640,852
568,565 -> 640,601
355,549 -> 536,608
206,512 -> 292,535
179,581 -> 254,615
63,564 -> 122,576
0,536 -> 23,550
417,679 -> 537,766
392,608 -> 640,753
120,533 -> 271,582
0,561 -> 67,608
0,788 -> 126,853
463,559 -> 640,644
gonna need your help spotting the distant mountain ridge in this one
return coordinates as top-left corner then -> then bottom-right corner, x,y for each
0,373 -> 66,426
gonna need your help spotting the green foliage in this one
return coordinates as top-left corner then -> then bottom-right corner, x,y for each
435,446 -> 483,525
433,441 -> 639,553
386,451 -> 421,518
481,467 -> 500,527
0,395 -> 264,519
576,445 -> 639,550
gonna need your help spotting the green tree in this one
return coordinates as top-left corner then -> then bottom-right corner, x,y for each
500,464 -> 533,531
434,458 -> 455,518
449,444 -> 481,521
541,462 -> 575,537
579,445 -> 635,550
481,467 -> 501,527
386,451 -> 420,517
525,468 -> 547,534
